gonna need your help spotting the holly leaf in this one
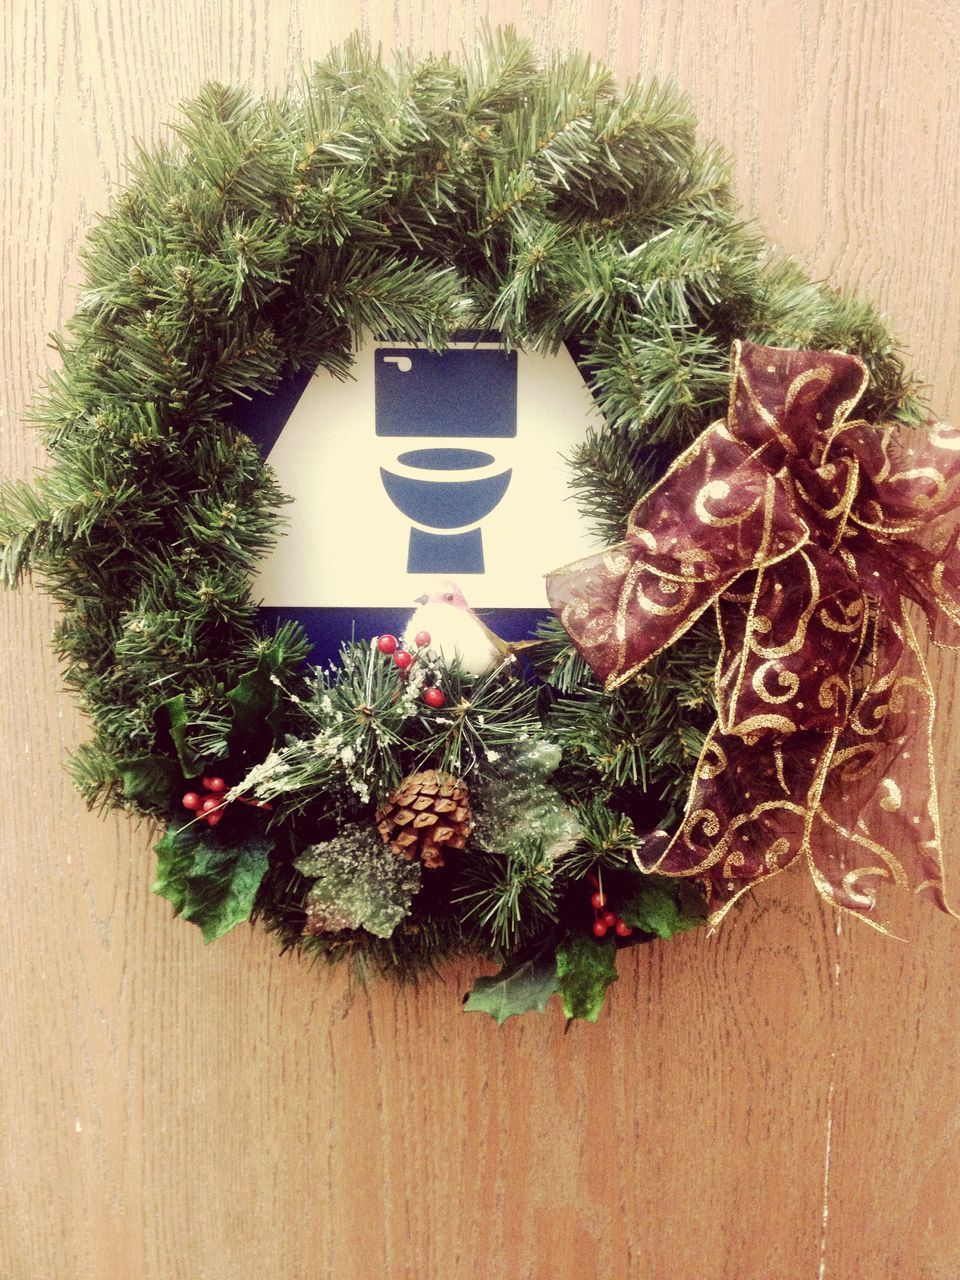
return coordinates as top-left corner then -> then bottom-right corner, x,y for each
118,754 -> 180,809
463,948 -> 559,1025
555,933 -> 618,1022
153,823 -> 272,943
473,739 -> 582,864
155,650 -> 286,781
156,693 -> 202,777
225,652 -> 285,757
619,879 -> 706,940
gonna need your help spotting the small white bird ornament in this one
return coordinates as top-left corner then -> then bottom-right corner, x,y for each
402,579 -> 536,677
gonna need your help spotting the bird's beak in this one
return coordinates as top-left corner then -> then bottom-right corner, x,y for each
414,594 -> 428,605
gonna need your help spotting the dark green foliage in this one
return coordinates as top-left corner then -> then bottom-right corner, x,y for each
153,824 -> 272,942
4,30 -> 917,987
157,695 -> 204,777
619,877 -> 707,939
534,613 -> 716,819
118,755 -> 182,810
556,933 -> 619,1022
558,799 -> 640,878
453,836 -> 562,952
463,946 -> 560,1024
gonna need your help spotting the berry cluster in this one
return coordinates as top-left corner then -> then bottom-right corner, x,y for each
181,774 -> 271,827
182,775 -> 228,827
376,631 -> 446,708
589,874 -> 632,939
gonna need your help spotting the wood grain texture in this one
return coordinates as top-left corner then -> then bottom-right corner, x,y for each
1,3 -> 958,1277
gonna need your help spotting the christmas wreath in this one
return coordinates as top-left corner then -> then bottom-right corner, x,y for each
5,29 -> 957,1024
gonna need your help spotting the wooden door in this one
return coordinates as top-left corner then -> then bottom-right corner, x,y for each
2,4 -> 958,1277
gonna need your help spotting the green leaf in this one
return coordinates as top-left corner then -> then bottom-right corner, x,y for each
463,948 -> 559,1025
555,932 -> 618,1022
155,648 -> 287,781
225,652 -> 285,757
153,823 -> 272,943
619,879 -> 706,940
156,693 -> 202,777
118,754 -> 181,808
472,738 -> 582,863
294,827 -> 421,939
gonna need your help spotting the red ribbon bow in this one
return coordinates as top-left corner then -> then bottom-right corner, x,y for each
547,341 -> 960,928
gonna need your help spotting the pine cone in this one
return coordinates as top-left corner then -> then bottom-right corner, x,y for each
375,769 -> 472,868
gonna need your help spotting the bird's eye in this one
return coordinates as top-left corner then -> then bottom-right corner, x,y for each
444,592 -> 454,603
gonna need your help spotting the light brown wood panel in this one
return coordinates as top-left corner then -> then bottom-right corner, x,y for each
1,3 -> 958,1277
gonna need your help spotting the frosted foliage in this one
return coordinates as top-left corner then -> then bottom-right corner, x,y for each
294,827 -> 422,939
473,739 -> 582,862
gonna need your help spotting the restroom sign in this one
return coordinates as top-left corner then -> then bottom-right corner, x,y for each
234,337 -> 605,661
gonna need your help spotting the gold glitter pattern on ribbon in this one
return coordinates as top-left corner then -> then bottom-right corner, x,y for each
545,341 -> 960,928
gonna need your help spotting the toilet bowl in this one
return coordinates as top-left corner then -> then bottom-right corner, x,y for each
379,447 -> 512,573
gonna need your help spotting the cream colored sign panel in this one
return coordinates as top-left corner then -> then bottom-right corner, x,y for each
253,340 -> 604,609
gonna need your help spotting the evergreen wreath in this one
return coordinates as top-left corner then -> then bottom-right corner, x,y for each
3,30 -> 925,1022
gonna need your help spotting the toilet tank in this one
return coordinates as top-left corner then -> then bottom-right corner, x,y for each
375,344 -> 517,438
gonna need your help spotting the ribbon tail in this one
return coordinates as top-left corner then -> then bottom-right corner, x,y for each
636,721 -> 831,927
807,607 -> 957,924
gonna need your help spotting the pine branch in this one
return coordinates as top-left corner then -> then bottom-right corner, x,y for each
452,836 -> 560,952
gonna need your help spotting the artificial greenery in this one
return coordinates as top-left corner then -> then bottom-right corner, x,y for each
2,29 -> 920,1021
555,933 -> 620,1023
153,824 -> 273,943
619,880 -> 707,941
462,946 -> 560,1024
295,828 -> 423,938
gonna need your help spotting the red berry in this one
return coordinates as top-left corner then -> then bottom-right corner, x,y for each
393,650 -> 413,671
414,630 -> 431,649
590,891 -> 606,909
614,919 -> 633,938
423,687 -> 445,709
200,796 -> 220,814
181,791 -> 202,811
202,776 -> 226,793
205,810 -> 223,827
592,920 -> 609,938
602,911 -> 617,928
377,634 -> 399,654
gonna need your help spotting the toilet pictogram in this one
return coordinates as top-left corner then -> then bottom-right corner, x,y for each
230,335 -> 604,664
375,345 -> 517,574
